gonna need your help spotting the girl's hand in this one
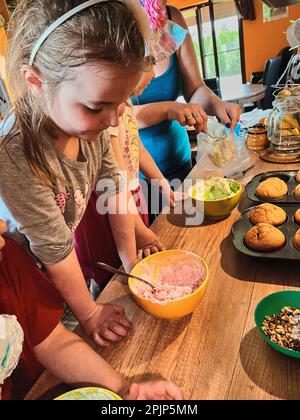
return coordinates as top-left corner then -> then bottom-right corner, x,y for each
166,102 -> 208,133
137,238 -> 165,259
0,219 -> 7,264
159,179 -> 188,208
125,380 -> 184,400
82,304 -> 132,347
170,191 -> 188,208
136,226 -> 165,258
213,101 -> 241,130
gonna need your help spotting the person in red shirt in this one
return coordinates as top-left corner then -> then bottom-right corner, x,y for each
0,220 -> 183,400
0,219 -> 64,400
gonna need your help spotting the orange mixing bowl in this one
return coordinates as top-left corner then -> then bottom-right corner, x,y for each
128,250 -> 209,319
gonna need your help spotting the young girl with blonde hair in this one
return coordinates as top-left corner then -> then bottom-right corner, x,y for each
0,0 -> 158,348
76,9 -> 192,279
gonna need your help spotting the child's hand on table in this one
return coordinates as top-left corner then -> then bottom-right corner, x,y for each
82,304 -> 132,347
136,226 -> 165,258
125,380 -> 184,400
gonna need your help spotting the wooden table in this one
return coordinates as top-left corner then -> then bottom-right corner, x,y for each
25,157 -> 300,400
220,83 -> 266,109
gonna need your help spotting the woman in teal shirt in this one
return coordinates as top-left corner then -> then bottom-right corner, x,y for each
133,2 -> 241,216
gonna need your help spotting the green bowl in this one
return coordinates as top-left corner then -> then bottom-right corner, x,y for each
254,291 -> 300,359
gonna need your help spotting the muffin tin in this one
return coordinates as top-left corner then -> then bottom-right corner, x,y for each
232,204 -> 300,261
245,170 -> 300,203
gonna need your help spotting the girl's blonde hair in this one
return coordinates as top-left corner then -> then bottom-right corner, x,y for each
4,0 -> 152,188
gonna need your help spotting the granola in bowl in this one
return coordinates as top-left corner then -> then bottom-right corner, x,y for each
262,306 -> 300,352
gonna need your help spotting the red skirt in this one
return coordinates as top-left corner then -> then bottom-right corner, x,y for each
0,238 -> 64,400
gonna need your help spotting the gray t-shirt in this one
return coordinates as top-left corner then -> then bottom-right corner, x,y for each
0,124 -> 124,265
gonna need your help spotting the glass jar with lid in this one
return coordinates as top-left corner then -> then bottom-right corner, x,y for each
268,96 -> 300,154
246,124 -> 269,151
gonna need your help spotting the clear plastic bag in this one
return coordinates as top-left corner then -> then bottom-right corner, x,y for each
195,117 -> 252,179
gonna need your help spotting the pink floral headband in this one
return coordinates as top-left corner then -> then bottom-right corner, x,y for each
140,0 -> 187,62
139,0 -> 167,30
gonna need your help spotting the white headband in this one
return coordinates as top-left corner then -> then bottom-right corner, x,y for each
29,0 -> 121,66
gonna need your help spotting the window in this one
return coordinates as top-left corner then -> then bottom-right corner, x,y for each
199,5 -> 216,78
182,7 -> 203,77
181,1 -> 245,88
214,1 -> 242,79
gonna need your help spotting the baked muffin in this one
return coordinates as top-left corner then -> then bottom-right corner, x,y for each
293,228 -> 300,250
255,177 -> 288,200
294,184 -> 300,200
244,223 -> 286,252
249,203 -> 286,226
296,170 -> 300,183
294,209 -> 300,224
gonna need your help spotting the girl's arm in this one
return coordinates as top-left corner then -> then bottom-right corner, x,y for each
139,139 -> 170,198
110,135 -> 127,172
110,135 -> 146,264
139,141 -> 187,208
96,133 -> 139,272
46,250 -> 96,323
110,135 -> 163,258
103,149 -> 162,264
108,188 -> 138,273
46,250 -> 132,348
34,322 -> 128,395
